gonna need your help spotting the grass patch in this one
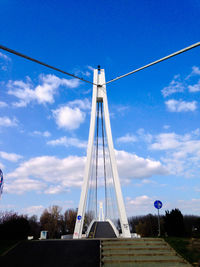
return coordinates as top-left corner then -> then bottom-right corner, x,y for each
165,237 -> 200,266
0,240 -> 19,255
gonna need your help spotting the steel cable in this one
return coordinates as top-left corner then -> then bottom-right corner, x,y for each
0,44 -> 96,86
105,42 -> 200,85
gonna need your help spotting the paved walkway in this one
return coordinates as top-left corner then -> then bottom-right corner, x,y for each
1,239 -> 100,267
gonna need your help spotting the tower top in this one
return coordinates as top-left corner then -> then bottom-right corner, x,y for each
98,65 -> 101,71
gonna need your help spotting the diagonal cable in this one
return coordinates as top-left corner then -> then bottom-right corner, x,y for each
105,42 -> 200,85
0,44 -> 96,86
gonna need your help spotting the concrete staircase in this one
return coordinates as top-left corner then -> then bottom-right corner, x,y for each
101,238 -> 192,267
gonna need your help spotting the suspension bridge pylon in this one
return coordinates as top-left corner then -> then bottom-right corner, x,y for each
73,68 -> 131,239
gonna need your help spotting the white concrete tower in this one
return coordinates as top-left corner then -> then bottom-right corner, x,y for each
73,68 -> 131,239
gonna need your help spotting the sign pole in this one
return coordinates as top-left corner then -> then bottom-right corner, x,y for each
157,208 -> 161,237
154,200 -> 162,237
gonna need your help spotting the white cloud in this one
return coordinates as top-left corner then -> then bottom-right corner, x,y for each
191,128 -> 200,136
0,162 -> 4,169
163,125 -> 170,130
0,101 -> 8,108
7,155 -> 86,189
137,128 -> 153,143
7,74 -> 80,107
0,204 -> 15,210
186,66 -> 200,79
113,128 -> 200,178
4,178 -> 46,194
161,66 -> 200,96
0,116 -> 18,127
150,133 -> 180,150
191,66 -> 200,76
133,178 -> 166,188
33,131 -> 51,137
161,76 -> 185,97
23,205 -> 44,215
141,179 -> 155,185
87,65 -> 94,71
1,66 -> 8,71
150,130 -> 200,177
126,195 -> 155,215
126,196 -> 200,216
115,105 -> 129,113
116,150 -> 167,179
0,52 -> 11,61
177,199 -> 200,214
117,133 -> 137,143
74,68 -> 91,77
47,136 -> 87,148
0,151 -> 23,162
165,99 -> 197,112
0,52 -> 11,71
52,105 -> 85,130
5,150 -> 166,194
188,80 -> 200,92
44,185 -> 70,195
68,98 -> 91,110
127,195 -> 153,206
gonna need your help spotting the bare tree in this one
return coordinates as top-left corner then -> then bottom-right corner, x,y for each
64,209 -> 77,234
40,205 -> 64,238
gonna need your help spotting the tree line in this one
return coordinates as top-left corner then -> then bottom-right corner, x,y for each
0,206 -> 199,240
129,209 -> 200,238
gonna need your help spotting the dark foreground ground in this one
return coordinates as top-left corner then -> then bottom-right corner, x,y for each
0,239 -> 100,267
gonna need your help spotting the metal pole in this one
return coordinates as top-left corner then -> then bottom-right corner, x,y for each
158,209 -> 161,237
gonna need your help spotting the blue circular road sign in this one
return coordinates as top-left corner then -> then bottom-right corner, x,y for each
154,200 -> 162,209
77,215 -> 82,220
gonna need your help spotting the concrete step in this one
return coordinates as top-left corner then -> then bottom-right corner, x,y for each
102,255 -> 184,261
102,260 -> 191,267
102,244 -> 168,249
103,238 -> 165,244
102,259 -> 191,267
102,246 -> 170,252
102,251 -> 177,256
101,238 -> 192,267
103,238 -> 165,242
102,239 -> 168,247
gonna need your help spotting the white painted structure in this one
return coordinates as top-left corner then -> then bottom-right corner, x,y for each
39,230 -> 48,240
73,68 -> 131,239
98,201 -> 104,221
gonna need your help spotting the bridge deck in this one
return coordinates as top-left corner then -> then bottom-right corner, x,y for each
88,221 -> 117,238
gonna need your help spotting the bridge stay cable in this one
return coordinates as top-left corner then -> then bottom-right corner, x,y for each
95,102 -> 100,218
105,42 -> 200,85
100,101 -> 108,219
0,44 -> 95,86
0,42 -> 199,87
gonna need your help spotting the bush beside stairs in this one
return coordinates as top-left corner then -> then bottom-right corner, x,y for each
101,238 -> 192,267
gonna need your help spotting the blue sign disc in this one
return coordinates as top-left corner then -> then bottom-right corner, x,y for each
77,215 -> 82,220
154,200 -> 162,209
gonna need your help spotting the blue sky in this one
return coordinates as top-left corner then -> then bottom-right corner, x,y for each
0,0 -> 200,217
